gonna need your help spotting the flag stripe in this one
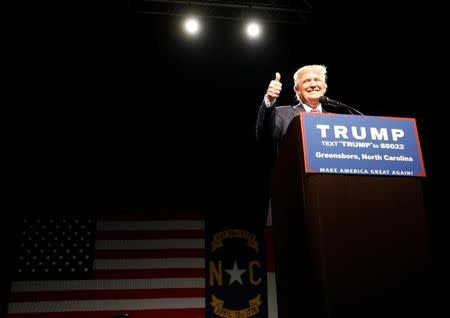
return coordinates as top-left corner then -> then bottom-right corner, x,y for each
7,308 -> 205,318
93,258 -> 204,270
100,213 -> 204,221
97,220 -> 204,231
12,278 -> 204,292
265,225 -> 278,318
264,226 -> 276,272
8,298 -> 205,313
96,229 -> 205,239
93,268 -> 205,279
10,288 -> 205,302
95,239 -> 204,250
95,248 -> 205,259
267,272 -> 278,318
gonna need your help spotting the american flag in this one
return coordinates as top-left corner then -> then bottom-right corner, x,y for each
8,214 -> 206,318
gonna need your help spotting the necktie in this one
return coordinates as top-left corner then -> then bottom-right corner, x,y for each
310,108 -> 320,113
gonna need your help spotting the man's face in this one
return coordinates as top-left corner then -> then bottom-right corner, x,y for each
295,70 -> 327,105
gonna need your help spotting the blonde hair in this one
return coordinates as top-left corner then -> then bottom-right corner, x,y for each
293,64 -> 327,101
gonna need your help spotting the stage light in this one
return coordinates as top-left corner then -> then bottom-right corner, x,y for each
245,21 -> 261,39
184,17 -> 201,35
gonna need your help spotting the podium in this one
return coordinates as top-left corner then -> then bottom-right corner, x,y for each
270,115 -> 436,317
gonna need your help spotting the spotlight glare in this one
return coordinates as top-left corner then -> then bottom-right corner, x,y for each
246,22 -> 261,39
184,18 -> 200,35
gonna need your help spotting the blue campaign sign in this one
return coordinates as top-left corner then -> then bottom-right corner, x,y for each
300,113 -> 426,177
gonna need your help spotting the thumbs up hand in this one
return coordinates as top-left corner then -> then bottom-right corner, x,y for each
265,72 -> 282,104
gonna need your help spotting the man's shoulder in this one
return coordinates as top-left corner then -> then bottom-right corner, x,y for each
275,104 -> 303,114
275,105 -> 295,111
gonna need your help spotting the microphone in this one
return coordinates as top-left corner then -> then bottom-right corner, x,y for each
319,96 -> 364,115
319,96 -> 348,108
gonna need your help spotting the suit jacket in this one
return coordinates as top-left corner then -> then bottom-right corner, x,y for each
256,100 -> 330,153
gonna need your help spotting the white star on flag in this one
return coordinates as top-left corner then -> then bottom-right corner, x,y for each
225,261 -> 247,285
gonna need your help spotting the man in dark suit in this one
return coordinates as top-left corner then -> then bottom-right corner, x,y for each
256,64 -> 329,154
255,65 -> 330,225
